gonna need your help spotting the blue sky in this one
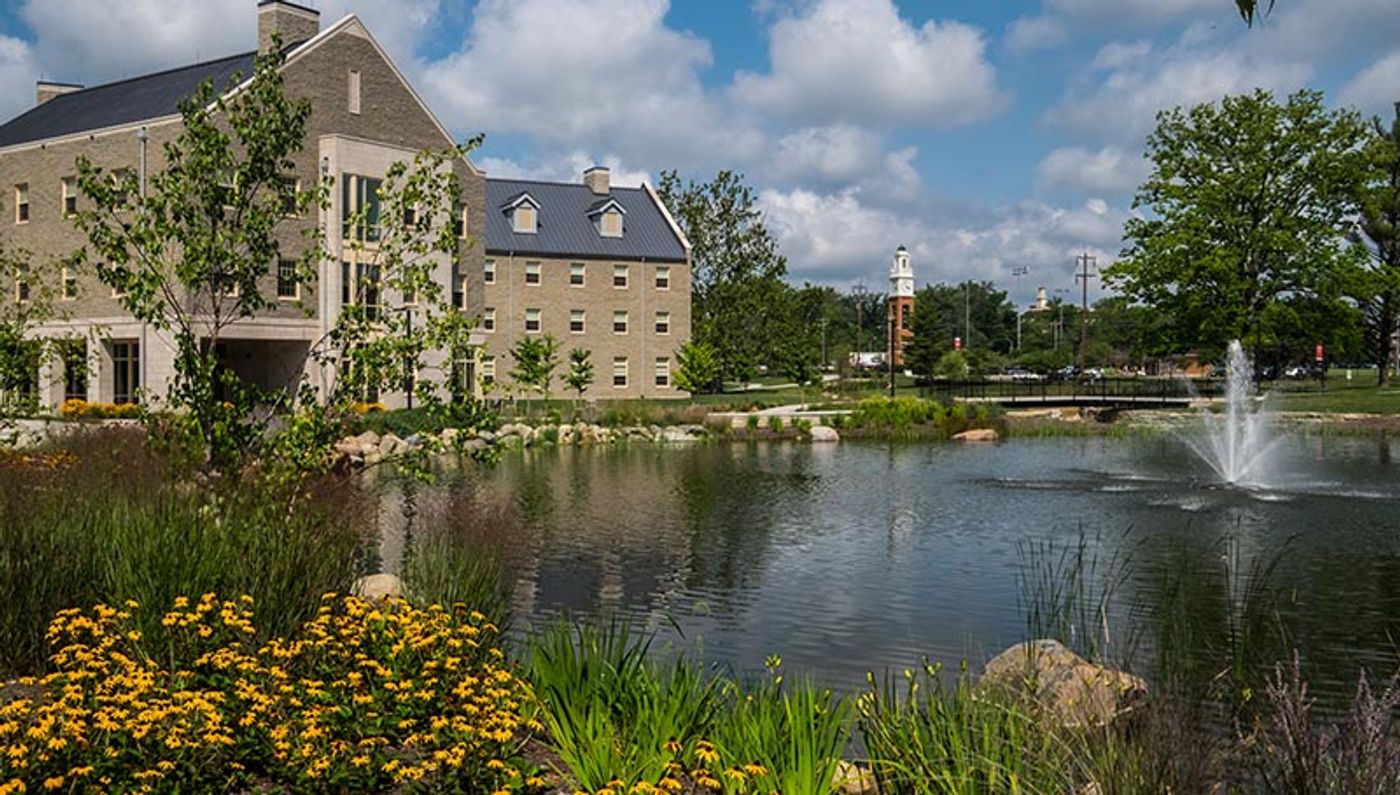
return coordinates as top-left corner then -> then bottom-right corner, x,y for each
0,0 -> 1397,306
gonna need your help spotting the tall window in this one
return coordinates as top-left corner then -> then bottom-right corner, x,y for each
482,357 -> 495,384
14,268 -> 28,303
341,174 -> 382,242
484,259 -> 495,284
341,260 -> 381,319
14,184 -> 28,223
613,264 -> 629,288
62,340 -> 87,401
278,176 -> 299,216
901,304 -> 911,331
61,266 -> 77,300
525,261 -> 541,285
655,358 -> 670,388
61,177 -> 77,217
482,307 -> 495,331
525,308 -> 541,333
613,310 -> 628,334
569,263 -> 585,286
111,340 -> 140,405
570,309 -> 585,334
276,260 -> 299,300
454,205 -> 468,238
454,275 -> 467,310
612,357 -> 628,388
347,70 -> 362,114
655,265 -> 670,290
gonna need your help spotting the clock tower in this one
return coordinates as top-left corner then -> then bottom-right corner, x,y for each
888,246 -> 915,366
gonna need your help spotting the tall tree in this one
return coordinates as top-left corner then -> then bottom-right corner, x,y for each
673,339 -> 719,395
1107,89 -> 1367,358
564,347 -> 593,403
657,170 -> 788,384
509,334 -> 560,403
904,281 -> 1016,379
1348,103 -> 1400,385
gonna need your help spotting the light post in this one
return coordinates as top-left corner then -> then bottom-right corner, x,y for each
1012,266 -> 1029,351
1053,288 -> 1070,351
852,282 -> 867,367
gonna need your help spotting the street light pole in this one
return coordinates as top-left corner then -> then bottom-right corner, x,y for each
852,282 -> 867,369
1012,267 -> 1029,351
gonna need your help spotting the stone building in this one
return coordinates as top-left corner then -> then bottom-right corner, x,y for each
0,0 -> 691,409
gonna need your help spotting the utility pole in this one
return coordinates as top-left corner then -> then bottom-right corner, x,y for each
1074,252 -> 1098,371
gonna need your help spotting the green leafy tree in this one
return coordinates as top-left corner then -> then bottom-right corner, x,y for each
657,170 -> 789,385
0,247 -> 69,424
673,339 -> 720,395
564,347 -> 594,403
75,41 -> 323,470
904,281 -> 1016,379
509,334 -> 560,403
1108,89 -> 1367,357
1348,103 -> 1400,384
934,350 -> 969,380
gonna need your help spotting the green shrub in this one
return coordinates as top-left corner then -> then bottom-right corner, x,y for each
768,416 -> 784,432
794,418 -> 813,435
746,414 -> 760,431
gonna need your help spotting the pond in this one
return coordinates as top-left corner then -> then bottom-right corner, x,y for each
392,431 -> 1400,699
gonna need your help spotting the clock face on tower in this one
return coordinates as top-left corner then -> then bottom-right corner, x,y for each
890,249 -> 914,298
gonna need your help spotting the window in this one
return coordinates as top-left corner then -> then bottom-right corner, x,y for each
570,309 -> 585,334
454,276 -> 467,310
482,357 -> 495,384
482,307 -> 495,331
402,205 -> 418,229
14,267 -> 29,303
525,308 -> 541,333
655,266 -> 670,290
654,311 -> 670,335
340,260 -> 381,319
655,357 -> 670,388
341,174 -> 383,242
901,304 -> 911,331
450,354 -> 475,403
111,340 -> 140,405
348,70 -> 362,115
513,205 -> 537,234
613,264 -> 629,288
613,310 -> 628,334
569,262 -> 585,286
612,357 -> 628,388
61,266 -> 78,301
279,176 -> 299,216
62,340 -> 87,402
484,259 -> 495,284
402,283 -> 417,306
110,169 -> 132,208
454,205 -> 468,238
61,177 -> 77,217
525,261 -> 541,285
600,209 -> 622,238
14,184 -> 28,223
276,260 -> 299,300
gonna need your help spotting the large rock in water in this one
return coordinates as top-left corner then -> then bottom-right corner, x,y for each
981,639 -> 1146,728
953,428 -> 999,442
809,425 -> 840,443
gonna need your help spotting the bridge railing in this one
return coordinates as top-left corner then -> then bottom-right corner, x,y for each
920,376 -> 1223,403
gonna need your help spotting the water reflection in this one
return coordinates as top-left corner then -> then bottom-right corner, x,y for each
386,434 -> 1400,698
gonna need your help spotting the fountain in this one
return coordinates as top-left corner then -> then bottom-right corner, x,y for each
1184,340 -> 1282,488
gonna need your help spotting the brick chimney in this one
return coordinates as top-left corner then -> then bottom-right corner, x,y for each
583,166 -> 611,196
36,81 -> 82,106
258,0 -> 320,53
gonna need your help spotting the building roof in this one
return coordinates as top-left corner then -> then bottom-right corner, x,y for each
484,178 -> 687,262
0,50 -> 260,148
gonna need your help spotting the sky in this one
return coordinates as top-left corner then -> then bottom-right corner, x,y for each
0,0 -> 1397,307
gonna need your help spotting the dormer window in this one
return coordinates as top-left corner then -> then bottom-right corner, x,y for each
588,198 -> 627,239
502,192 -> 540,235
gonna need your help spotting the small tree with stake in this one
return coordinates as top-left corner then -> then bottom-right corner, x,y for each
509,334 -> 560,410
564,348 -> 594,410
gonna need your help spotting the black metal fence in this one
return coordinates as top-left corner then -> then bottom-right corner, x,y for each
921,377 -> 1224,404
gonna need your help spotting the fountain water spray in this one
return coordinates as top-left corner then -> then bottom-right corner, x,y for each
1184,340 -> 1282,488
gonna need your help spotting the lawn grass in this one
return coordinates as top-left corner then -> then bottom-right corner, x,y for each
1264,383 -> 1400,414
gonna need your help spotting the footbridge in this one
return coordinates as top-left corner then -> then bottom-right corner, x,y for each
922,378 -> 1219,409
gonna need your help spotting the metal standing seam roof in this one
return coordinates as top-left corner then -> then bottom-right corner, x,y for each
0,50 -> 260,149
484,178 -> 687,262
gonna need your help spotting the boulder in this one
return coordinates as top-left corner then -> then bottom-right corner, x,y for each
833,760 -> 878,795
952,428 -> 999,442
981,639 -> 1146,729
477,430 -> 496,443
379,434 -> 407,457
809,425 -> 840,443
440,428 -> 459,446
352,573 -> 403,601
463,437 -> 489,453
658,427 -> 698,443
353,430 -> 381,450
334,436 -> 363,457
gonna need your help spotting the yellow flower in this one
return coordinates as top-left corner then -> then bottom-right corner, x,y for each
42,778 -> 63,792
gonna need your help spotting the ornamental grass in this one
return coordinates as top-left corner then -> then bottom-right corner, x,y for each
0,594 -> 544,794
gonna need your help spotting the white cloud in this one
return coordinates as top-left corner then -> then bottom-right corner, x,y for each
1340,51 -> 1400,118
0,34 -> 38,123
1006,16 -> 1067,52
1047,37 -> 1312,145
1242,0 -> 1400,63
478,151 -> 652,188
732,0 -> 1008,127
1036,146 -> 1149,194
1006,0 -> 1221,52
759,187 -> 1126,293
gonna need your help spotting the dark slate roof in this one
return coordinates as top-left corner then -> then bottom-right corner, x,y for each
484,178 -> 687,262
0,50 -> 258,148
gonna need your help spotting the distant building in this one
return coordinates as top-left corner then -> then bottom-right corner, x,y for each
887,246 -> 914,365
